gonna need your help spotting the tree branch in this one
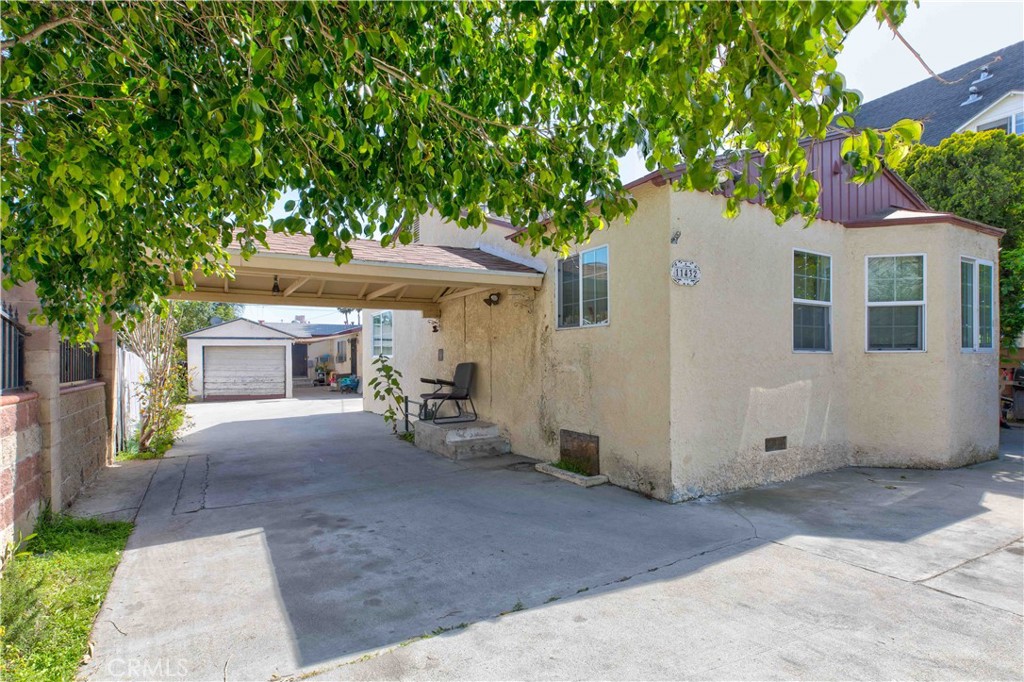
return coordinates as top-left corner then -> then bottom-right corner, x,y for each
0,16 -> 78,49
879,6 -> 1003,86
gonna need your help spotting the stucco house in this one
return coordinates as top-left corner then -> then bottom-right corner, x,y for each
361,135 -> 1003,502
261,318 -> 362,385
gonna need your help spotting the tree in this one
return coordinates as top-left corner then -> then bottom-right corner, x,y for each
894,131 -> 1024,351
172,301 -> 242,336
1,1 -> 918,341
336,307 -> 356,325
119,306 -> 185,453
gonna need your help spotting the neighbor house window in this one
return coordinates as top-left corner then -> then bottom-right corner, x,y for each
558,245 -> 609,328
793,250 -> 832,352
961,257 -> 994,351
372,312 -> 393,356
866,255 -> 926,351
975,107 -> 1024,134
336,339 -> 348,363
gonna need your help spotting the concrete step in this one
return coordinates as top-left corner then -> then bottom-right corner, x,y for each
414,420 -> 511,460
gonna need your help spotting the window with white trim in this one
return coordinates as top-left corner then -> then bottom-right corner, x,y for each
793,250 -> 832,352
866,255 -> 926,351
961,257 -> 994,351
371,312 -> 393,356
336,338 -> 348,363
557,245 -> 609,328
976,107 -> 1024,135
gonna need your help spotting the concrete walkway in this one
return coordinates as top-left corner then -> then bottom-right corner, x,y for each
72,396 -> 1023,680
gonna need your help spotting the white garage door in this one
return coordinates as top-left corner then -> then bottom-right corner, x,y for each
203,346 -> 285,398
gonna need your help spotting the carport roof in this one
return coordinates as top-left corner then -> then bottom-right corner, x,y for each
258,232 -> 539,275
169,231 -> 544,316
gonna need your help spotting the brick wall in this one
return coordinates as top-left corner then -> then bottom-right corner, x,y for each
58,382 -> 108,508
1,392 -> 43,551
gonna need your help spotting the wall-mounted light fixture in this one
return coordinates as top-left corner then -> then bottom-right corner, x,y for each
670,231 -> 681,244
426,318 -> 440,333
483,293 -> 501,307
272,275 -> 281,295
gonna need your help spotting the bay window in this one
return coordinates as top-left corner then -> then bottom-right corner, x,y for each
961,257 -> 994,351
866,255 -> 926,352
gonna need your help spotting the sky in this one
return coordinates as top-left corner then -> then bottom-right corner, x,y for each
247,1 -> 1024,325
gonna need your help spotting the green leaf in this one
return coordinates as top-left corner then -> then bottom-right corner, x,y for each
889,118 -> 923,144
228,140 -> 252,167
252,47 -> 274,72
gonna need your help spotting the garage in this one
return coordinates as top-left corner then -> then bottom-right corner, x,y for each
183,318 -> 296,400
202,346 -> 286,399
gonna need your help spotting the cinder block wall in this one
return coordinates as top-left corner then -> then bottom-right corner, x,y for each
0,392 -> 44,551
57,383 -> 108,507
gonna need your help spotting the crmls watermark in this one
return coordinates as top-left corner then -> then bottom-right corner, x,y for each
106,658 -> 189,678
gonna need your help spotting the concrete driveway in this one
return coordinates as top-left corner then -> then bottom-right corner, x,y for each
75,391 -> 1023,680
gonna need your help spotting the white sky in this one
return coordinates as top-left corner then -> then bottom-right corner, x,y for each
248,1 -> 1023,325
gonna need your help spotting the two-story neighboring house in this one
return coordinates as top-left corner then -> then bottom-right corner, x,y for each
853,41 -> 1023,143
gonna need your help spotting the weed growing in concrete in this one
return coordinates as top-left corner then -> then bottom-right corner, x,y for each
551,460 -> 591,476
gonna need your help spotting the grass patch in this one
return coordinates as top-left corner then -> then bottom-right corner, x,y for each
398,431 -> 415,444
1,513 -> 133,682
550,459 -> 592,476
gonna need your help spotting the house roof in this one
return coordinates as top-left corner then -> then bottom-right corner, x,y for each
263,322 -> 360,339
844,207 -> 1005,238
255,232 -> 540,276
853,41 -> 1023,145
507,131 -> 930,240
181,317 -> 298,339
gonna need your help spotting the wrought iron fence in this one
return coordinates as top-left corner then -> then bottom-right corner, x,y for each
1,302 -> 27,392
60,339 -> 98,384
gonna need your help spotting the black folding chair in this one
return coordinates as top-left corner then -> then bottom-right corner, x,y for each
419,362 -> 477,424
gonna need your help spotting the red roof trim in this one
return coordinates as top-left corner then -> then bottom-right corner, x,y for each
844,214 -> 1005,238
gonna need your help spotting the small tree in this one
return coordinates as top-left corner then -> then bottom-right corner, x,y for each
895,130 -> 1024,351
368,355 -> 405,434
336,308 -> 357,325
119,306 -> 186,452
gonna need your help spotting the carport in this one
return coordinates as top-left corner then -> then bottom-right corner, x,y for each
166,231 -> 545,317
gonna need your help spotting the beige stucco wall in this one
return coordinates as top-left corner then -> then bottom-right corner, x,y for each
665,191 -> 853,499
305,334 -> 360,379
365,187 -> 1001,502
364,184 -> 677,499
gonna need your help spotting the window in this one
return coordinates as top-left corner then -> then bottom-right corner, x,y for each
975,107 -> 1024,135
558,245 -> 609,328
336,339 -> 347,363
961,258 -> 995,351
978,117 -> 1011,133
371,312 -> 393,356
793,250 -> 832,352
866,255 -> 926,351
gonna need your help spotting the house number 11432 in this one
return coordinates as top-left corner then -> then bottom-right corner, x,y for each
671,260 -> 701,286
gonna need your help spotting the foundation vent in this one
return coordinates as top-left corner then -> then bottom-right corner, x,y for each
765,436 -> 788,452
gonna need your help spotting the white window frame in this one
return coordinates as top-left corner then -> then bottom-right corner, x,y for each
976,110 -> 1024,134
556,244 -> 611,330
864,253 -> 927,353
371,311 -> 393,357
792,248 -> 833,354
961,256 -> 995,353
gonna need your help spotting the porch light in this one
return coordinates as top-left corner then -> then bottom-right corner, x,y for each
272,275 -> 281,295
